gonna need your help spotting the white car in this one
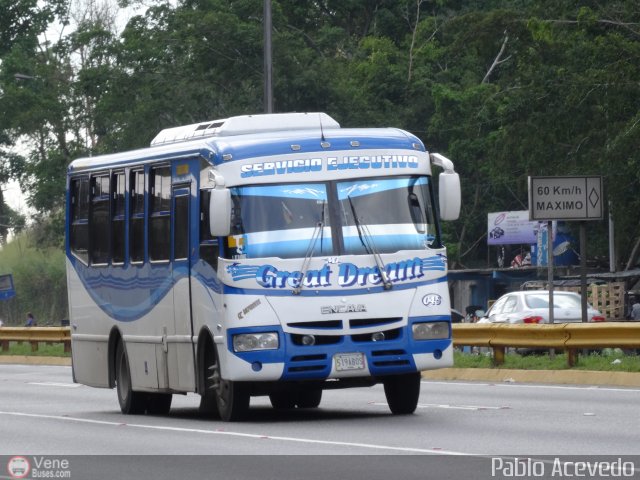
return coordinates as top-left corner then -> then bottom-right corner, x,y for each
482,290 -> 606,324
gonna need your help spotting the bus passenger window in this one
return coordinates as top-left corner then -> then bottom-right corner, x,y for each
130,169 -> 145,263
199,190 -> 219,269
149,166 -> 171,261
70,177 -> 89,263
90,174 -> 110,265
174,192 -> 189,260
112,171 -> 126,264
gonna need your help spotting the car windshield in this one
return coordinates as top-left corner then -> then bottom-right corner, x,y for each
227,176 -> 438,259
525,293 -> 581,309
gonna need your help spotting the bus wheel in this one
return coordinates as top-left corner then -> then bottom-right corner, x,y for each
199,342 -> 220,418
211,347 -> 249,422
296,389 -> 322,408
115,341 -> 146,414
269,390 -> 296,409
147,393 -> 172,415
383,372 -> 421,415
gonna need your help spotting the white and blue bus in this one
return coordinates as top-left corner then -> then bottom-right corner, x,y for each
66,112 -> 461,421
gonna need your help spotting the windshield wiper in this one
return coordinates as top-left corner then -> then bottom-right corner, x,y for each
293,201 -> 326,295
347,195 -> 393,290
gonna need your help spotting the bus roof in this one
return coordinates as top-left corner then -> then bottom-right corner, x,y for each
68,113 -> 425,173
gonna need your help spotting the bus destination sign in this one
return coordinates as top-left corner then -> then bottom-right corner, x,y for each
528,176 -> 603,221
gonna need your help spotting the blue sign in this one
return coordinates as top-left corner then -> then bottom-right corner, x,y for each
0,274 -> 16,301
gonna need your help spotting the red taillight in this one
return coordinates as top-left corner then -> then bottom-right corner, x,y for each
591,315 -> 606,322
523,316 -> 543,324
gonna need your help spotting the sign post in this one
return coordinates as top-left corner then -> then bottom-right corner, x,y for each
528,176 -> 603,324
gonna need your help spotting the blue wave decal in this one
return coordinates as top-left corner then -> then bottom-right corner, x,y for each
237,184 -> 327,200
343,234 -> 433,253
421,255 -> 446,271
239,237 -> 334,258
226,263 -> 261,281
70,257 -> 221,322
192,261 -> 223,293
337,177 -> 427,199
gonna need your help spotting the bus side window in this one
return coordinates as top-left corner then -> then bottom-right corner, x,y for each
112,171 -> 126,264
90,174 -> 110,265
199,190 -> 219,269
149,166 -> 171,262
70,177 -> 89,263
130,169 -> 145,263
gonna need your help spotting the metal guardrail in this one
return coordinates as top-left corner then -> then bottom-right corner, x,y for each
452,323 -> 640,366
0,324 -> 638,367
0,327 -> 71,353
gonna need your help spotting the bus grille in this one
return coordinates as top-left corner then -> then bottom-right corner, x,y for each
349,317 -> 401,328
370,349 -> 411,368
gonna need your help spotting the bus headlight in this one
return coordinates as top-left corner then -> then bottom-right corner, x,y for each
233,332 -> 279,352
412,322 -> 449,340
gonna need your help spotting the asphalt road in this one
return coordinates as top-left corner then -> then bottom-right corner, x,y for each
1,364 -> 639,479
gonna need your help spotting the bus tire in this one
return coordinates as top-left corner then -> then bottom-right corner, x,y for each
296,389 -> 322,408
211,347 -> 249,421
269,390 -> 296,409
147,393 -> 172,415
383,372 -> 421,415
199,342 -> 220,418
115,341 -> 146,415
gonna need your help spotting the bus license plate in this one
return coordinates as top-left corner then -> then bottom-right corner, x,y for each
334,352 -> 365,372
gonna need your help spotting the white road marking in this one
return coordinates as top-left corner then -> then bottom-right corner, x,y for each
418,403 -> 509,411
422,380 -> 640,393
0,410 -> 473,456
371,402 -> 509,411
27,382 -> 81,388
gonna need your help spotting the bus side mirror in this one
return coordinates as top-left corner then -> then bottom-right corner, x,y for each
209,188 -> 232,236
438,171 -> 461,221
430,153 -> 461,221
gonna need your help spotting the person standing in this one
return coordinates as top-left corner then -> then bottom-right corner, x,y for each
631,298 -> 640,321
25,312 -> 36,327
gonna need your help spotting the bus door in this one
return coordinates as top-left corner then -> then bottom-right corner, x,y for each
169,184 -> 196,391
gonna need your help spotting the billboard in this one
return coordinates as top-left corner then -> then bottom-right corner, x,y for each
487,211 -> 541,246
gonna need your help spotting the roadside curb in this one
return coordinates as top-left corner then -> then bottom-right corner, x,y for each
0,356 -> 72,366
422,368 -> 640,388
1,356 -> 639,387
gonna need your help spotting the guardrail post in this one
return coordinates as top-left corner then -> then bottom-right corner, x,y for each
64,341 -> 71,353
30,341 -> 38,352
1,340 -> 9,352
566,348 -> 577,367
493,346 -> 505,366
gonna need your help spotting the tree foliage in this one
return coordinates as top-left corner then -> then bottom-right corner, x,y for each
1,0 -> 640,269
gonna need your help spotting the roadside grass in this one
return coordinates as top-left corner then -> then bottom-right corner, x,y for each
454,349 -> 640,372
0,342 -> 71,357
1,342 -> 639,372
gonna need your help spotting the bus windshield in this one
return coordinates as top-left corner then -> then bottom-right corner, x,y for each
228,176 -> 438,259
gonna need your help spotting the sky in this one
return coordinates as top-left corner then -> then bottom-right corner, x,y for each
4,180 -> 27,214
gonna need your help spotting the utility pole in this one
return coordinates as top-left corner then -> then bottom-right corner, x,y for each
263,0 -> 273,113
